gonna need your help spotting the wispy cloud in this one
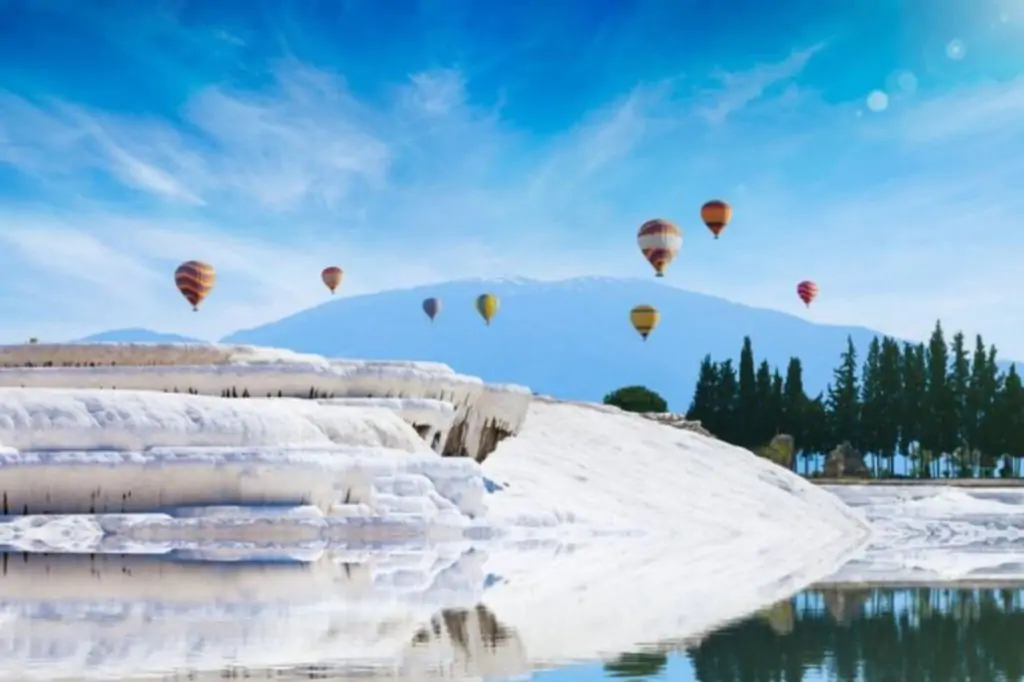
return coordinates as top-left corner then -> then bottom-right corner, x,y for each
0,33 -> 1020,356
695,43 -> 826,125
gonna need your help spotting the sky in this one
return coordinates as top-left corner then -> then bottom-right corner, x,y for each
0,0 -> 1022,353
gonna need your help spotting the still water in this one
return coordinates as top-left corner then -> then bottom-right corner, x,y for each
3,551 -> 1024,682
533,585 -> 1024,681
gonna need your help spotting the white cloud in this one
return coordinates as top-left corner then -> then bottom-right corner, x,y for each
0,47 -> 1021,357
695,43 -> 826,125
893,77 -> 1024,143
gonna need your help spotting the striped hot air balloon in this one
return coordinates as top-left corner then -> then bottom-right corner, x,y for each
475,294 -> 499,326
700,200 -> 732,239
321,266 -> 343,294
174,261 -> 216,312
636,219 -> 682,277
630,304 -> 660,341
797,280 -> 818,307
422,297 -> 441,322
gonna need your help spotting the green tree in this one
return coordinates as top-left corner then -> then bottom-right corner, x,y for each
977,342 -> 1004,475
859,337 -> 884,476
876,337 -> 904,476
901,342 -> 928,477
923,321 -> 956,476
754,359 -> 775,444
770,368 -> 784,438
995,365 -> 1024,476
603,385 -> 667,414
948,331 -> 972,475
686,355 -> 720,430
781,357 -> 808,455
737,336 -> 758,447
803,393 -> 830,473
827,336 -> 860,448
715,360 -> 739,444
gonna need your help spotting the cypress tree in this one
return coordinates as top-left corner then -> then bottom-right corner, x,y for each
715,359 -> 739,444
948,331 -> 972,475
781,357 -> 807,455
995,365 -> 1024,476
923,321 -> 956,475
877,337 -> 904,475
754,359 -> 774,444
686,355 -> 720,430
901,342 -> 928,476
770,369 -> 784,438
978,343 -> 1003,474
737,337 -> 757,447
827,336 -> 860,448
859,337 -> 884,476
803,393 -> 830,473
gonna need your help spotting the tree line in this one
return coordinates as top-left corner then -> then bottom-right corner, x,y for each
684,321 -> 1024,478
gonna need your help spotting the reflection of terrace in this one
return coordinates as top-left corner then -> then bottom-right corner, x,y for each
40,605 -> 529,682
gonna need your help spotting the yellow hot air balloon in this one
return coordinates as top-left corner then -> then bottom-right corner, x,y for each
475,293 -> 499,326
636,219 -> 682,277
174,261 -> 216,312
630,304 -> 659,341
321,266 -> 343,294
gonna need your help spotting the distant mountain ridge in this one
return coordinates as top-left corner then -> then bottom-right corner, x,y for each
73,277 -> 1010,411
74,328 -> 208,344
218,276 -> 898,410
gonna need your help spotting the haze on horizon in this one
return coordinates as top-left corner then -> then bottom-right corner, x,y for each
0,0 -> 1020,354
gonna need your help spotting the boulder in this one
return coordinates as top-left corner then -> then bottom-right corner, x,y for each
823,441 -> 870,478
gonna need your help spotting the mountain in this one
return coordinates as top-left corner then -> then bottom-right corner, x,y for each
74,328 -> 208,344
221,277 -> 895,411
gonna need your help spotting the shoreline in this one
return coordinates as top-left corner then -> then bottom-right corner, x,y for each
809,478 -> 1024,487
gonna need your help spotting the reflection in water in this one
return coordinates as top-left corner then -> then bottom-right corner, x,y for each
7,549 -> 1024,681
0,550 -> 514,681
688,585 -> 1024,682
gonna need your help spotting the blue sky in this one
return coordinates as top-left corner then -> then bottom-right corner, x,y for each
0,0 -> 1022,352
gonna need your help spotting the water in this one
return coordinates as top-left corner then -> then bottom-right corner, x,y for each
535,585 -> 1024,681
4,549 -> 1024,682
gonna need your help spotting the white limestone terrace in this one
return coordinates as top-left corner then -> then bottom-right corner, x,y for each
0,341 -> 875,679
0,342 -> 531,463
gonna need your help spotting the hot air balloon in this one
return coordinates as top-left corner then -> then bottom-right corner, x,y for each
636,219 -> 682,277
701,200 -> 732,239
174,261 -> 216,312
475,293 -> 499,326
321,266 -> 343,294
797,280 -> 818,307
423,297 -> 441,322
630,304 -> 660,341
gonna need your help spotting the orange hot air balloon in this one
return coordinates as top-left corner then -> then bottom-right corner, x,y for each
636,219 -> 682,277
174,261 -> 216,312
701,200 -> 732,239
797,280 -> 818,307
321,266 -> 343,294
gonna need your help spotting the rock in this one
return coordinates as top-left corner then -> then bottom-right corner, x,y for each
823,441 -> 870,478
758,434 -> 796,470
640,412 -> 715,438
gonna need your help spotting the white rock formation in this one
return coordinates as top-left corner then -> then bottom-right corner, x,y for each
0,343 -> 531,462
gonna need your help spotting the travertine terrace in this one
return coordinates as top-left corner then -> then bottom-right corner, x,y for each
0,342 -> 532,463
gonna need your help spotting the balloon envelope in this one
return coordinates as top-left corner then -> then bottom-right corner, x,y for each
475,293 -> 499,325
174,261 -> 216,311
636,219 -> 682,277
701,200 -> 732,239
797,280 -> 818,307
321,266 -> 343,294
630,304 -> 660,340
422,297 -> 441,321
